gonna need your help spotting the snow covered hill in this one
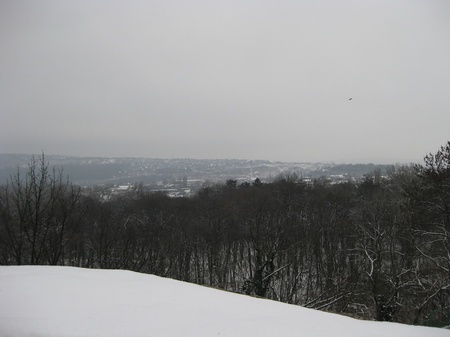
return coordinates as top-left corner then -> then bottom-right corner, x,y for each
0,266 -> 448,337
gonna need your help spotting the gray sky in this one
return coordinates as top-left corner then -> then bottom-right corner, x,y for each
1,0 -> 449,164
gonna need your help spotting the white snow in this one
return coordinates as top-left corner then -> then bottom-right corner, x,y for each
0,266 -> 448,337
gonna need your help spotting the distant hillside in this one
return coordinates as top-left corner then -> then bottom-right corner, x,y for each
310,163 -> 391,178
0,154 -> 391,187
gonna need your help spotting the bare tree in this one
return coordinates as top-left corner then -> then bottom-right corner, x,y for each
0,154 -> 83,265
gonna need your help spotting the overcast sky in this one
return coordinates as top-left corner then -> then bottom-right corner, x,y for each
1,0 -> 449,164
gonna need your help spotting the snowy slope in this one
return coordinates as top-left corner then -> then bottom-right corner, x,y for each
0,266 -> 448,337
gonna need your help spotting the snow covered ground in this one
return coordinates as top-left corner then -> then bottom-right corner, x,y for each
0,266 -> 448,337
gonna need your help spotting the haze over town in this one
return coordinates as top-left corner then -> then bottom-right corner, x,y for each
1,0 -> 449,163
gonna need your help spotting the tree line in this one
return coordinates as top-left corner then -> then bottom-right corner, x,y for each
1,143 -> 449,326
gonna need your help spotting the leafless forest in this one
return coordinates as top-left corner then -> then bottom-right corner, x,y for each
1,142 -> 449,327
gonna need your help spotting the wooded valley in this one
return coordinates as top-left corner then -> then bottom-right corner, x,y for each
1,142 -> 449,327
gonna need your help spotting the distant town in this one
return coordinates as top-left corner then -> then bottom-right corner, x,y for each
0,154 -> 394,199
